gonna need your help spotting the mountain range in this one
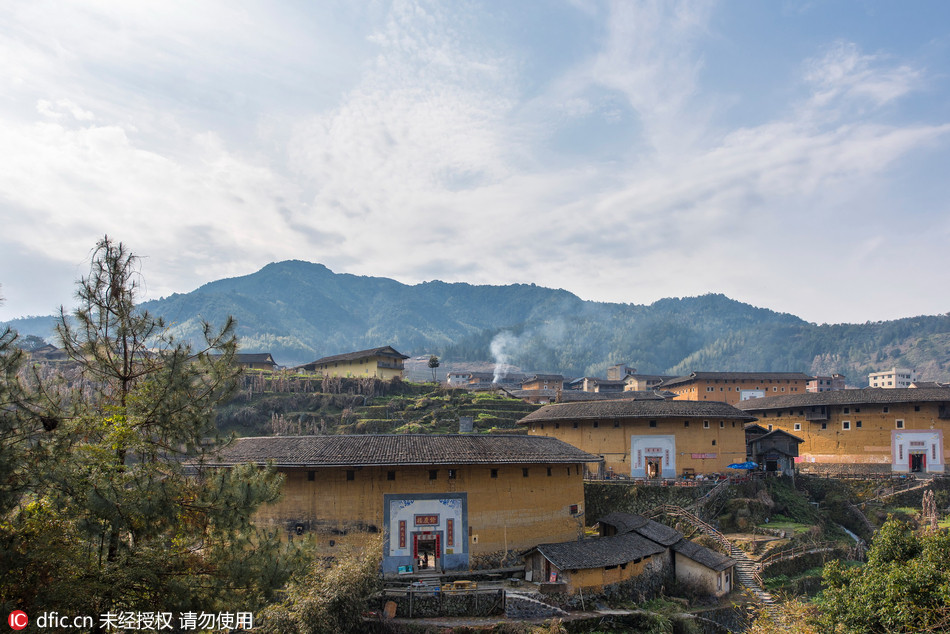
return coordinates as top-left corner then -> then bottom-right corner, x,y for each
6,260 -> 950,384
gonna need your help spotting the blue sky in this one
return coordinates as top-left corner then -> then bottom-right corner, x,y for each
1,0 -> 948,325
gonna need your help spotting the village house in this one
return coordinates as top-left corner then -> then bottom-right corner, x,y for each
523,512 -> 735,597
737,387 -> 950,474
296,345 -> 408,380
521,374 -> 565,391
519,400 -> 755,479
231,352 -> 279,371
807,374 -> 847,393
656,372 -> 812,404
522,530 -> 667,593
606,364 -> 636,381
208,434 -> 600,574
623,373 -> 676,392
446,371 -> 472,387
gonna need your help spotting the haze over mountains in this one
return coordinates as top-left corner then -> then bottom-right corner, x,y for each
6,260 -> 950,384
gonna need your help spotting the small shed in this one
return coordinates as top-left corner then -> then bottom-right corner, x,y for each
671,539 -> 735,597
597,512 -> 736,598
748,429 -> 803,476
522,532 -> 666,593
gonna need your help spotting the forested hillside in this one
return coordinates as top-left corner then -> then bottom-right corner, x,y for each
5,260 -> 949,384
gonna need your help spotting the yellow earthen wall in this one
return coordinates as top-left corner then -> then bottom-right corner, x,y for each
315,355 -> 404,379
527,418 -> 747,475
255,463 -> 586,555
755,401 -> 949,467
670,378 -> 807,404
561,557 -> 652,592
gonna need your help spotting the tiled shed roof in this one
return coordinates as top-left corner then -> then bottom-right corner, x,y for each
658,372 -> 812,389
671,539 -> 734,572
736,387 -> 950,411
208,434 -> 602,468
518,399 -> 756,424
527,533 -> 666,570
528,511 -> 735,573
597,512 -> 682,546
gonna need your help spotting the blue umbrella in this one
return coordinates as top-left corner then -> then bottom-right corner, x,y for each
727,461 -> 758,470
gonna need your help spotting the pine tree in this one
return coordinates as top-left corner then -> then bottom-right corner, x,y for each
1,238 -> 301,619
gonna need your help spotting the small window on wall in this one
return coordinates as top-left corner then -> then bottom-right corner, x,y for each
821,422 -> 828,430
842,421 -> 851,430
896,420 -> 905,429
491,469 -> 498,478
856,421 -> 862,428
719,421 -> 724,428
555,423 -> 560,429
684,421 -> 689,428
387,470 -> 396,481
429,470 -> 438,480
712,439 -> 717,446
883,406 -> 890,413
522,468 -> 529,478
915,406 -> 921,412
573,422 -> 579,429
794,423 -> 802,431
570,504 -> 579,515
593,421 -> 599,428
307,471 -> 315,482
547,467 -> 552,476
649,420 -> 657,428
614,420 -> 620,428
448,469 -> 457,479
843,407 -> 850,414
346,470 -> 355,481
703,420 -> 710,429
767,424 -> 773,431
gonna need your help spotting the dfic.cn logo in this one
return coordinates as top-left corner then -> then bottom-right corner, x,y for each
8,611 -> 28,630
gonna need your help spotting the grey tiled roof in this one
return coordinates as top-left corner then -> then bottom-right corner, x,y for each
506,390 -> 663,402
658,372 -> 812,389
624,374 -> 676,382
233,353 -> 277,365
527,533 -> 666,570
518,399 -> 756,423
208,434 -> 602,467
597,512 -> 682,546
671,539 -> 734,572
529,511 -> 735,572
751,429 -> 804,444
736,387 -> 950,412
307,346 -> 408,366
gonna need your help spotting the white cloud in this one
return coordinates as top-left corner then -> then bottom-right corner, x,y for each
804,41 -> 923,110
0,1 -> 948,325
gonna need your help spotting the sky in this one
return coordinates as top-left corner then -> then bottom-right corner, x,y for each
1,0 -> 949,326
